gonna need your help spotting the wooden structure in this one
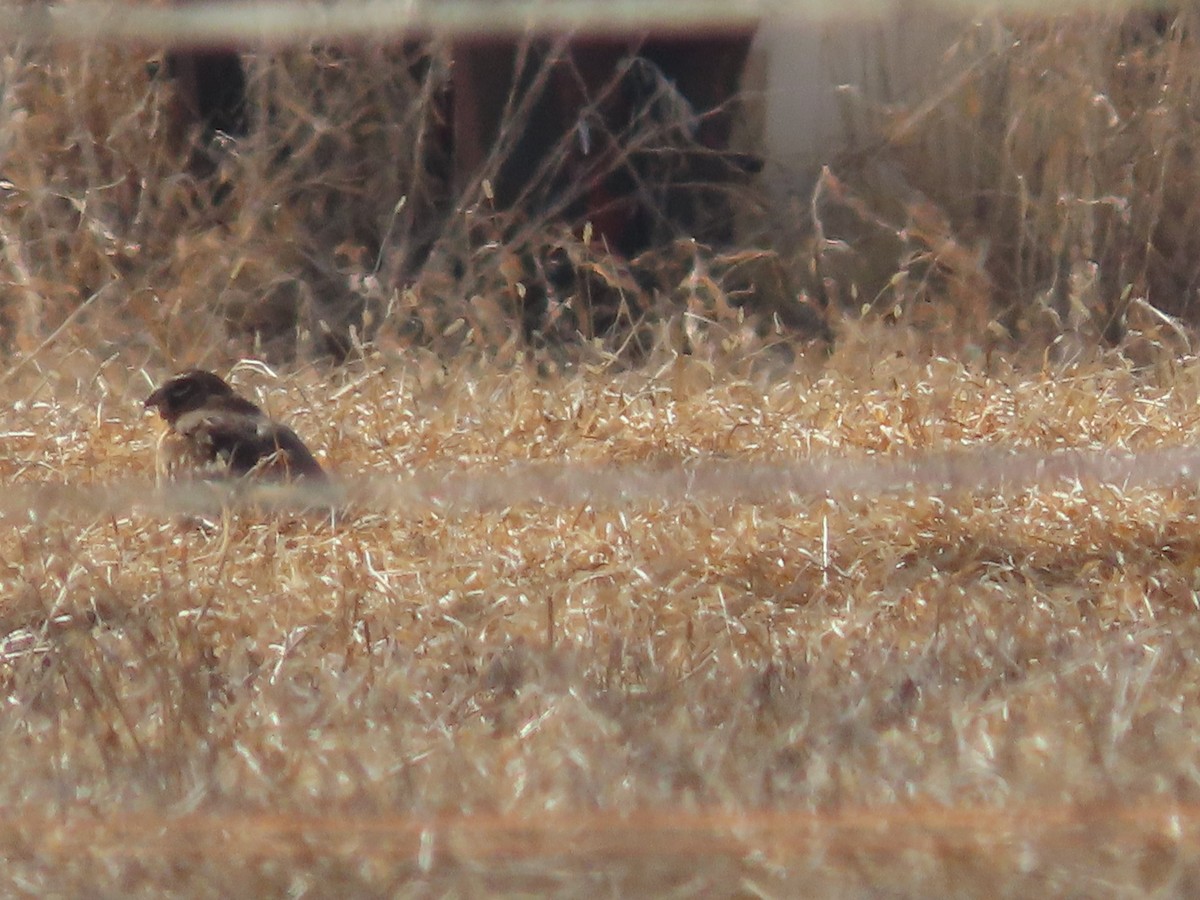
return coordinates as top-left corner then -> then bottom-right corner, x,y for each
166,27 -> 757,255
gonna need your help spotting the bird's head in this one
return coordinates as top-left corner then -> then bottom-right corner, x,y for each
144,370 -> 238,425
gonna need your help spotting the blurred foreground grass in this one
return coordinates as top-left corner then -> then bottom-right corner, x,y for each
4,343 -> 1200,893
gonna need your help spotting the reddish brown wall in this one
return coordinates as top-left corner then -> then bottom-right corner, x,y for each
166,29 -> 755,254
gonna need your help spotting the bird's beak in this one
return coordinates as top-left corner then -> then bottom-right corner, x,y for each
144,389 -> 164,414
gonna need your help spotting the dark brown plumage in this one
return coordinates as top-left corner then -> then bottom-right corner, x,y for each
144,370 -> 325,482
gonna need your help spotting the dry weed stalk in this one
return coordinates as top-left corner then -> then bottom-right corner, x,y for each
811,6 -> 1200,360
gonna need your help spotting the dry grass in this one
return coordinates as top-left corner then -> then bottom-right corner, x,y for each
4,338 -> 1200,894
0,25 -> 792,367
8,6 -> 1200,371
9,1 -> 1200,895
797,4 -> 1200,364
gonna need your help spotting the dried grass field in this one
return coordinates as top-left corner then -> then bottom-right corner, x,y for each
5,343 -> 1200,895
9,1 -> 1200,895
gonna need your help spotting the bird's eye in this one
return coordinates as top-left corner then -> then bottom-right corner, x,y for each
169,382 -> 194,402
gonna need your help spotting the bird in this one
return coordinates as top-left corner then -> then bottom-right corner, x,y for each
144,370 -> 325,483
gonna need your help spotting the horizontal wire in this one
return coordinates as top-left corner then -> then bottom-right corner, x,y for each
4,446 -> 1196,522
0,0 -> 1129,48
